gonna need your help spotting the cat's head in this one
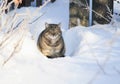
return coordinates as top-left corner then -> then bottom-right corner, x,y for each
44,23 -> 62,40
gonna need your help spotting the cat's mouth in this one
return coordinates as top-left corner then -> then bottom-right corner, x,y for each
48,35 -> 59,39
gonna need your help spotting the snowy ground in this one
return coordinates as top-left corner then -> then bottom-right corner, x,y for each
0,0 -> 120,84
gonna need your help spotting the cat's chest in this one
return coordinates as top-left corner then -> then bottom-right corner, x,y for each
48,35 -> 59,43
42,47 -> 61,55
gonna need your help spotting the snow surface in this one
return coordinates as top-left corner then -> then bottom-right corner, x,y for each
0,0 -> 120,84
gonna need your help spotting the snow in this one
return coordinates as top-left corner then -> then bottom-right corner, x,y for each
0,0 -> 120,84
114,0 -> 120,22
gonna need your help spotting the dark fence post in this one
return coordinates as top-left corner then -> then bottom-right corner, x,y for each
36,0 -> 42,7
18,0 -> 32,8
25,0 -> 31,6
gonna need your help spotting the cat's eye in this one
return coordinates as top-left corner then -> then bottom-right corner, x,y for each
45,32 -> 49,36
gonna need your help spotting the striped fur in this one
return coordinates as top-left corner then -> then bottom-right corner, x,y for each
37,23 -> 65,58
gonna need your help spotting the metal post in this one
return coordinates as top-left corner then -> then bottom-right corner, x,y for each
89,0 -> 93,26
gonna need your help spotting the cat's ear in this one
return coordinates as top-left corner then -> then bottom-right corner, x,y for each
45,22 -> 49,28
58,23 -> 61,28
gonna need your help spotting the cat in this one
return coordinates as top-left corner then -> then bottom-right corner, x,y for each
37,23 -> 65,58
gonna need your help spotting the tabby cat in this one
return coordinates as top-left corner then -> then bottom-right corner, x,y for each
37,23 -> 65,58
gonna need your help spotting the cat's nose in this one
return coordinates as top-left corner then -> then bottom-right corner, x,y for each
53,33 -> 55,36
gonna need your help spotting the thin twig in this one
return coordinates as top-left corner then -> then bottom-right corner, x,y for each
29,12 -> 46,24
2,23 -> 27,66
